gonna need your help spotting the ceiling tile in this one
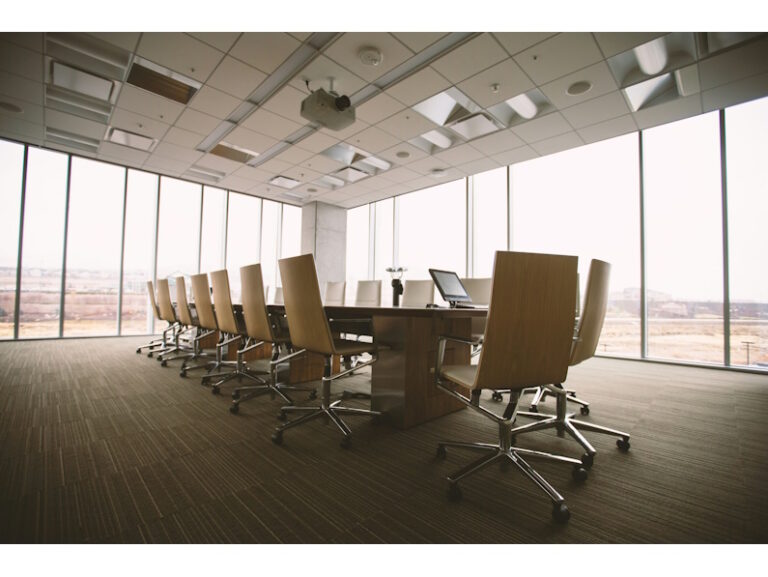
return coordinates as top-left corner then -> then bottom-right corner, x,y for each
231,165 -> 271,183
110,107 -> 170,140
291,54 -> 368,96
0,32 -> 43,53
510,112 -> 573,143
272,144 -> 315,165
431,34 -> 508,84
218,173 -> 255,193
116,84 -> 185,125
195,153 -> 242,174
560,90 -> 631,129
386,66 -> 451,106
261,84 -> 309,125
136,33 -> 224,83
468,129 -> 525,155
406,155 -> 452,175
189,85 -> 241,119
255,157 -> 294,174
162,126 -> 204,148
300,153 -> 346,174
325,33 -> 414,83
0,114 -> 44,142
458,157 -> 502,176
702,71 -> 768,113
355,92 -> 405,124
0,70 -> 43,105
377,108 -> 438,140
45,108 -> 106,139
457,58 -> 535,108
0,95 -> 42,125
698,36 -> 768,91
0,38 -> 43,83
318,118 -> 368,142
377,142 -> 429,166
143,154 -> 190,175
491,32 -> 557,56
288,33 -> 311,42
225,125 -> 278,155
153,141 -> 204,164
391,33 -> 448,53
282,165 -> 323,184
592,32 -> 666,58
346,125 -> 400,153
530,131 -> 584,156
174,107 -> 222,136
577,114 -> 639,144
632,94 -> 703,130
294,130 -> 339,153
88,33 -> 140,53
188,32 -> 241,53
207,55 -> 267,100
540,61 -> 619,110
230,33 -> 302,74
240,107 -> 303,140
97,141 -> 150,165
434,143 -> 486,166
490,145 -> 539,166
514,33 -> 603,85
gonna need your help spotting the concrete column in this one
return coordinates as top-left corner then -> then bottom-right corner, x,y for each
301,201 -> 346,287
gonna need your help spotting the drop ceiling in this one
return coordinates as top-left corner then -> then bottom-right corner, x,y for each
1,31 -> 767,209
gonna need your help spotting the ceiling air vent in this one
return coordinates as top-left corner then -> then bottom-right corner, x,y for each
210,142 -> 259,164
127,57 -> 201,104
106,127 -> 157,152
269,176 -> 301,190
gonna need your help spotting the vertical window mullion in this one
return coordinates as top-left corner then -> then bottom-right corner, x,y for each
117,167 -> 128,336
151,177 -> 161,334
720,109 -> 731,366
368,203 -> 376,279
13,146 -> 28,340
59,155 -> 73,338
392,196 -> 400,269
638,131 -> 648,359
466,176 -> 473,277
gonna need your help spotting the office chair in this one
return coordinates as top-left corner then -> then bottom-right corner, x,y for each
354,280 -> 382,307
324,280 -> 346,306
401,279 -> 434,307
511,259 -> 631,468
200,269 -> 267,394
272,286 -> 284,305
271,253 -> 380,449
166,276 -> 216,373
229,263 -> 315,414
434,251 -> 587,523
460,277 -> 491,356
154,278 -> 189,364
135,280 -> 172,356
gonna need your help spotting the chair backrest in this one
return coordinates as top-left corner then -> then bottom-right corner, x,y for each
175,276 -> 194,326
473,251 -> 577,391
279,254 -> 335,355
401,279 -> 434,307
273,286 -> 283,305
570,259 -> 611,367
324,280 -> 346,306
156,279 -> 177,323
355,280 -> 382,307
240,263 -> 274,342
460,277 -> 492,305
146,281 -> 162,320
190,273 -> 217,331
210,269 -> 239,335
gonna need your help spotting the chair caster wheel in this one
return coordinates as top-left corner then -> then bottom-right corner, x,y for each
148,352 -> 153,358
231,391 -> 240,400
436,445 -> 446,460
491,392 -> 503,402
447,483 -> 462,502
580,406 -> 590,416
160,360 -> 167,367
552,502 -> 571,523
572,466 -> 588,482
308,390 -> 317,400
229,404 -> 239,414
271,431 -> 283,445
581,453 -> 594,469
211,386 -> 220,395
339,436 -> 351,449
617,438 -> 631,452
277,411 -> 287,421
136,348 -> 141,354
180,370 -> 186,378
528,405 -> 538,413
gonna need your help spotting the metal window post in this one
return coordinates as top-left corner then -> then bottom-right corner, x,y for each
368,203 -> 376,280
59,156 -> 73,338
117,167 -> 128,336
151,177 -> 161,334
638,131 -> 648,359
466,175 -> 473,277
13,145 -> 29,340
719,110 -> 731,366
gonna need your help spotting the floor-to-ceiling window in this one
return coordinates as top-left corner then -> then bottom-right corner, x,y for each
260,200 -> 280,299
345,205 -> 370,304
644,112 -> 724,364
511,133 -> 641,356
471,167 -> 508,278
725,96 -> 768,368
18,147 -> 69,339
226,192 -> 261,303
156,177 -> 202,295
0,140 -> 24,339
199,186 -> 227,274
121,170 -> 159,335
63,158 -> 125,336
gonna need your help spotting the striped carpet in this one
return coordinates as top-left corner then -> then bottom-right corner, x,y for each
1,337 -> 767,543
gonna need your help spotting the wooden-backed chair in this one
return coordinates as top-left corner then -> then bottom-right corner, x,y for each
272,286 -> 283,305
271,253 -> 380,449
324,281 -> 346,306
155,278 -> 189,364
460,277 -> 491,353
512,259 -> 631,468
229,263 -> 315,414
135,280 -> 172,356
354,280 -> 382,307
167,276 -> 216,372
434,251 -> 587,523
401,279 -> 434,307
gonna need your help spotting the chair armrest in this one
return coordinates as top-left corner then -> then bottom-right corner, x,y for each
437,335 -> 483,347
435,334 -> 483,385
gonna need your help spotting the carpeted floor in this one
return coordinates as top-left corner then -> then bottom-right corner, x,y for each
1,336 -> 767,543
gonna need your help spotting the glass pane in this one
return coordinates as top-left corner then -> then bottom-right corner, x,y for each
472,167 -> 507,278
644,112 -> 723,363
18,148 -> 69,338
226,192 -> 261,303
121,170 -> 158,335
511,133 -> 641,357
397,179 -> 466,305
0,140 -> 24,339
346,205 -> 370,304
373,198 -> 394,286
279,203 -> 302,293
260,200 -> 280,300
726,96 -> 768,368
156,177 -> 201,283
200,186 -> 227,273
63,158 -> 125,336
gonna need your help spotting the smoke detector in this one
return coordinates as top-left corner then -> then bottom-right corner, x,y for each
358,47 -> 383,67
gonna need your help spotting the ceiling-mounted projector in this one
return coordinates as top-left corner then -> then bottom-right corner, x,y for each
300,88 -> 355,131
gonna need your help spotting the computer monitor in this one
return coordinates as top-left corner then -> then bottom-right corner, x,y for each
428,269 -> 472,307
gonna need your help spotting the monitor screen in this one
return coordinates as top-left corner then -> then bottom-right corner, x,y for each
429,269 -> 471,304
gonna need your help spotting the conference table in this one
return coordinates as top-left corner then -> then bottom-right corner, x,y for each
269,304 -> 488,430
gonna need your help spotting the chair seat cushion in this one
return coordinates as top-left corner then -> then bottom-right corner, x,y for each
332,338 -> 377,356
440,364 -> 477,390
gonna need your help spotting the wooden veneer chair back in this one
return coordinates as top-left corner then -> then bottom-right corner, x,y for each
401,279 -> 434,306
324,281 -> 346,306
156,279 -> 177,323
240,263 -> 275,342
175,277 -> 194,326
460,277 -> 492,305
146,281 -> 162,320
354,280 -> 381,307
190,273 -> 217,331
210,269 -> 239,335
570,259 -> 610,367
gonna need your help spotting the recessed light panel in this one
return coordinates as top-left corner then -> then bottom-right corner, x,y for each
270,175 -> 301,189
52,61 -> 115,102
127,57 -> 201,104
107,127 -> 157,152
